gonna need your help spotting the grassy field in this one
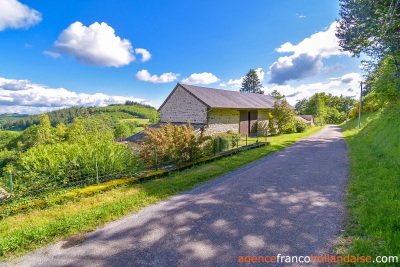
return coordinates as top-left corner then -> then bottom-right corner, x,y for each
339,109 -> 400,263
0,126 -> 322,260
120,118 -> 149,125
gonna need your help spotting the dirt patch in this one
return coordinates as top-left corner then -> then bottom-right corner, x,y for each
61,232 -> 87,249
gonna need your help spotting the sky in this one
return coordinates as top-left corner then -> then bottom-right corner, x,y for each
0,0 -> 365,114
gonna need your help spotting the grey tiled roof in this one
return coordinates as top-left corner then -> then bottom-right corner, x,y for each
159,83 -> 283,111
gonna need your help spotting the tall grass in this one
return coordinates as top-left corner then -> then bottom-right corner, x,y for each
340,109 -> 400,262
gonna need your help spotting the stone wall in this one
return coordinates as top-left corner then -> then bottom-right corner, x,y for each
206,108 -> 239,135
160,86 -> 207,124
257,109 -> 271,136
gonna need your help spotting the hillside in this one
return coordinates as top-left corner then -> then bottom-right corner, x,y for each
0,102 -> 159,131
340,108 -> 400,259
0,114 -> 29,125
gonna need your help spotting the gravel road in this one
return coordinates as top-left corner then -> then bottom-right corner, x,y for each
6,125 -> 349,267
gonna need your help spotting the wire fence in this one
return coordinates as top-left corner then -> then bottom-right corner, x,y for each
0,135 -> 266,205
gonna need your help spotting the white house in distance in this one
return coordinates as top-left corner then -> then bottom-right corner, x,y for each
126,83 -> 282,142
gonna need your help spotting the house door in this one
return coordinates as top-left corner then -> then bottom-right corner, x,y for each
239,110 -> 258,136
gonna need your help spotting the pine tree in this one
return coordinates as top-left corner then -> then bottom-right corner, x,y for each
240,69 -> 264,94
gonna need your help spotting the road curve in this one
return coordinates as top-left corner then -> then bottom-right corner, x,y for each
8,125 -> 349,267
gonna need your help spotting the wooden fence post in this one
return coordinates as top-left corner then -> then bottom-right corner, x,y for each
8,170 -> 13,194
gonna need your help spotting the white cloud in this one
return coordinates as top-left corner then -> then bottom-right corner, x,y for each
297,14 -> 306,19
0,0 -> 42,31
182,72 -> 220,85
218,83 -> 227,87
265,72 -> 362,105
136,70 -> 179,83
135,48 -> 151,62
227,68 -> 265,88
269,21 -> 351,85
43,50 -> 61,59
341,72 -> 361,84
52,22 -> 136,67
0,77 -> 150,114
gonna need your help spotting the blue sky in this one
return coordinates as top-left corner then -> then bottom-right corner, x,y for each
0,0 -> 364,114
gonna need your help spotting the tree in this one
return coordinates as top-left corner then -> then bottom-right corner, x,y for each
240,69 -> 264,94
271,100 -> 295,134
270,90 -> 285,100
336,0 -> 400,71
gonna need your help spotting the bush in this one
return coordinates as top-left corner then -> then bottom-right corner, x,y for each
294,118 -> 310,133
139,122 -> 209,168
271,100 -> 296,134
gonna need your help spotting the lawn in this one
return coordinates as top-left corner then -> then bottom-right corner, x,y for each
339,109 -> 400,264
120,118 -> 149,125
0,126 -> 322,260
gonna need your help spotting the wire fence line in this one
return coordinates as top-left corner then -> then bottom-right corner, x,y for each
1,135 -> 265,204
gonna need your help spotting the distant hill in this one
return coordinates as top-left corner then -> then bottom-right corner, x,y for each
0,114 -> 29,125
0,101 -> 159,131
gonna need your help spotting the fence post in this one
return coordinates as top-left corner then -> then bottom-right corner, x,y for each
213,139 -> 216,155
8,170 -> 13,194
218,137 -> 222,153
154,147 -> 158,171
95,157 -> 99,184
246,135 -> 248,146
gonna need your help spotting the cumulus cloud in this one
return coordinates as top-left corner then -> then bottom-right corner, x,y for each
136,70 -> 179,83
227,68 -> 265,88
0,77 -> 150,114
341,72 -> 361,84
0,0 -> 42,31
51,22 -> 137,67
268,54 -> 323,85
297,14 -> 306,19
265,72 -> 362,105
135,48 -> 151,62
182,72 -> 220,85
269,21 -> 351,85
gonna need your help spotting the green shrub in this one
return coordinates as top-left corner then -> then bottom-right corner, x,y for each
140,122 -> 209,168
294,118 -> 310,133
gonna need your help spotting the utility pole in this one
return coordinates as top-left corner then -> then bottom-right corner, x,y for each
358,82 -> 363,130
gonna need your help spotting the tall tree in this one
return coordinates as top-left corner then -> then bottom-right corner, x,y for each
270,90 -> 286,100
336,0 -> 400,71
240,69 -> 264,94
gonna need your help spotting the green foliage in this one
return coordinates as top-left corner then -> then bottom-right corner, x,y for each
270,90 -> 285,100
294,118 -> 310,133
240,69 -> 264,94
340,108 -> 400,259
337,0 -> 400,61
140,122 -> 209,168
271,100 -> 295,134
0,114 -> 28,125
114,121 -> 139,138
1,114 -> 137,198
0,103 -> 159,131
296,93 -> 356,124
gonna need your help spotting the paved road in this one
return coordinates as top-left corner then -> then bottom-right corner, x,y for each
8,126 -> 349,267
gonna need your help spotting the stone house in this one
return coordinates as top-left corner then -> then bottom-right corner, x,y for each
125,83 -> 281,142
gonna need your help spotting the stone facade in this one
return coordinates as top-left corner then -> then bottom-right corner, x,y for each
160,86 -> 207,124
205,108 -> 239,135
257,109 -> 271,136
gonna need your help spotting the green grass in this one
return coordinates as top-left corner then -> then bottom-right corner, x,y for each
120,118 -> 149,125
339,110 -> 400,264
0,126 -> 322,260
